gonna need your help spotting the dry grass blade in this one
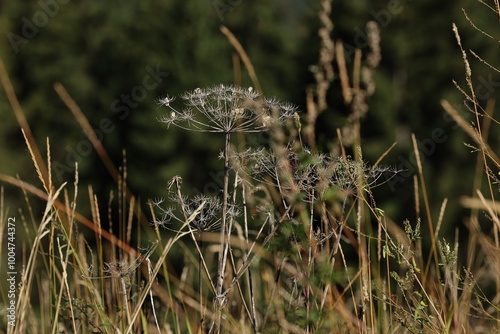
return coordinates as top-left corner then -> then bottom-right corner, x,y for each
52,237 -> 77,334
411,133 -> 441,286
460,196 -> 500,211
20,128 -> 48,192
476,190 -> 500,229
462,8 -> 500,42
411,133 -> 433,233
372,141 -> 397,170
497,0 -> 500,21
441,99 -> 500,167
336,41 -> 352,104
0,58 -> 50,189
452,23 -> 473,88
220,26 -> 262,93
16,182 -> 66,331
125,201 -> 206,334
0,173 -> 135,254
54,82 -> 154,249
434,198 -> 448,239
469,49 -> 500,75
53,82 -> 120,184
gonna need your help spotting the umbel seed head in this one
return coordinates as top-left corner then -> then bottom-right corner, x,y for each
158,84 -> 297,133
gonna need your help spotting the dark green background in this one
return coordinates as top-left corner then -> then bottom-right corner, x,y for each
1,0 -> 498,241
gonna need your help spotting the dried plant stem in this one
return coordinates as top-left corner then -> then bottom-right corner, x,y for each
453,23 -> 498,213
222,204 -> 294,300
167,177 -> 207,330
336,41 -> 352,104
53,82 -> 120,184
120,276 -> 132,328
199,233 -> 205,332
16,184 -> 65,331
125,203 -> 205,334
0,173 -> 135,255
440,101 -> 500,167
220,26 -> 262,93
224,173 -> 255,326
146,258 -> 161,333
0,58 -> 50,190
306,194 -> 316,334
241,182 -> 257,331
411,133 -> 439,284
54,82 -> 153,241
52,237 -> 77,334
214,132 -> 232,333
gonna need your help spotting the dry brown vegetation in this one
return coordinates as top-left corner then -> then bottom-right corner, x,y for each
1,1 -> 499,333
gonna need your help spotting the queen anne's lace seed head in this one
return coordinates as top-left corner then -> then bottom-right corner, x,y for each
157,95 -> 175,107
158,85 -> 297,133
233,148 -> 399,202
151,192 -> 239,233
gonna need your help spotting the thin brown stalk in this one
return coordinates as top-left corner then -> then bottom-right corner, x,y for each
0,58 -> 50,191
241,182 -> 257,330
171,179 -> 215,294
16,183 -> 65,331
414,175 -> 420,220
372,141 -> 397,170
477,190 -> 500,230
434,198 -> 448,239
453,22 -> 499,213
52,237 -> 77,334
336,41 -> 352,104
53,82 -> 120,183
460,196 -> 500,211
469,49 -> 500,75
462,9 -> 500,42
126,195 -> 135,247
352,49 -> 362,94
125,203 -> 206,334
212,132 -> 232,333
146,258 -> 161,333
0,173 -> 135,254
54,83 -> 155,244
411,134 -> 439,283
497,0 -> 500,21
220,26 -> 262,93
120,275 -> 132,328
336,128 -> 347,160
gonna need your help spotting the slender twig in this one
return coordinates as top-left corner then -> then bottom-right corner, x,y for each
242,181 -> 257,331
0,58 -> 50,191
146,258 -> 161,333
220,26 -> 262,93
213,132 -> 232,333
125,203 -> 205,334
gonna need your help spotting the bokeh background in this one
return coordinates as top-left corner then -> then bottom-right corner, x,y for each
1,0 -> 498,243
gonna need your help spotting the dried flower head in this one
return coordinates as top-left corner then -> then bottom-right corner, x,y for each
151,193 -> 240,233
232,148 -> 399,202
158,84 -> 297,133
